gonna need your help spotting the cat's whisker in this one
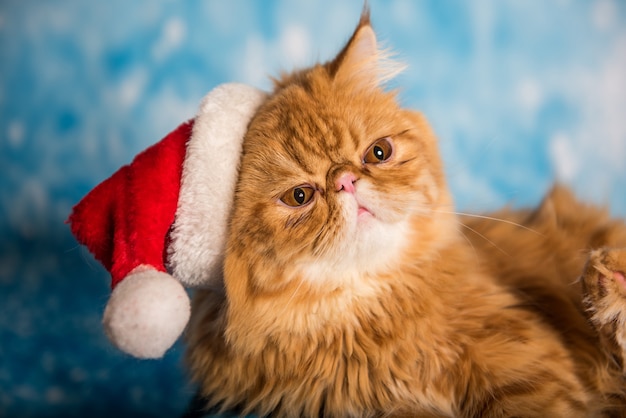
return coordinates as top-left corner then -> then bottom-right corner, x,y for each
458,222 -> 511,257
283,277 -> 305,310
431,208 -> 544,237
457,225 -> 480,265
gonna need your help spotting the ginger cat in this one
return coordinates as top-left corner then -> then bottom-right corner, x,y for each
185,10 -> 626,417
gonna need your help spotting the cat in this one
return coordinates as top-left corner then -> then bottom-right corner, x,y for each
185,10 -> 626,417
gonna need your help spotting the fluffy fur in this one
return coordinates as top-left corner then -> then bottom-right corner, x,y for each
168,83 -> 267,288
186,11 -> 626,417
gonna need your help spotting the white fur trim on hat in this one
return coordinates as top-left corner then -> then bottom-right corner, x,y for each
167,83 -> 267,288
103,267 -> 190,359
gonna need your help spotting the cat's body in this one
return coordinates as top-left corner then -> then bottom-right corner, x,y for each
186,12 -> 626,417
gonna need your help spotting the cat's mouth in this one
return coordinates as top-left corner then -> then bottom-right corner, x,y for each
357,205 -> 373,218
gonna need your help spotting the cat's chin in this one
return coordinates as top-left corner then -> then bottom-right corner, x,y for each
297,212 -> 410,290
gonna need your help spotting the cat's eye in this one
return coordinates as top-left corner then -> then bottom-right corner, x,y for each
363,137 -> 393,164
280,185 -> 315,207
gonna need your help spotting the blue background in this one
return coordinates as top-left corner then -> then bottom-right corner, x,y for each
1,1 -> 625,416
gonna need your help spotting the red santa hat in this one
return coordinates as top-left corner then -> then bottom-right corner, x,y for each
68,83 -> 266,358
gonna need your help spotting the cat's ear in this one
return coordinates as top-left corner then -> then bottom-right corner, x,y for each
328,8 -> 404,90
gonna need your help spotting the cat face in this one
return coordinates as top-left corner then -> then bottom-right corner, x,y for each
225,17 -> 450,294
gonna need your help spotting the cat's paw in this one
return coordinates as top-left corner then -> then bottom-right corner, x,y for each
582,248 -> 626,371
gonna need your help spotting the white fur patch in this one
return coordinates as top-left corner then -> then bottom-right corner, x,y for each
298,186 -> 409,292
168,84 -> 267,288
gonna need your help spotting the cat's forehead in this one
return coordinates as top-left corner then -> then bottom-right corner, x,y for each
248,81 -> 400,162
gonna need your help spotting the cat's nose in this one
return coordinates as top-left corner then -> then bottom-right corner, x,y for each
336,172 -> 357,194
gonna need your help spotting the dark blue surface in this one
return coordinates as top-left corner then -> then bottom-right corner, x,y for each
1,1 -> 625,416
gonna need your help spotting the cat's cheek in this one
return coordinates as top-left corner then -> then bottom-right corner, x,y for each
415,169 -> 441,206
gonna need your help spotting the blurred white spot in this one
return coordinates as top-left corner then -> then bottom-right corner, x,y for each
14,385 -> 37,401
118,68 -> 147,108
0,393 -> 11,408
8,121 -> 25,148
69,367 -> 87,383
450,170 -> 503,212
152,17 -> 186,60
241,35 -> 269,87
165,18 -> 186,44
516,78 -> 544,116
593,35 -> 626,166
130,386 -> 144,404
10,179 -> 49,239
106,130 -> 124,162
144,88 -> 197,143
45,387 -> 65,404
81,133 -> 98,157
549,132 -> 579,182
280,25 -> 311,67
592,0 -> 617,30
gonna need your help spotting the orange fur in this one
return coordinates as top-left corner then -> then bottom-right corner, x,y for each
186,11 -> 626,417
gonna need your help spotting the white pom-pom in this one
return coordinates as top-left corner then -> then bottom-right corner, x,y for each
103,267 -> 190,359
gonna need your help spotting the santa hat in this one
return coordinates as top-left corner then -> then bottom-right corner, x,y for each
68,83 -> 266,358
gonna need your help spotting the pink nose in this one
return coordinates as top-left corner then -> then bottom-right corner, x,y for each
336,172 -> 357,193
